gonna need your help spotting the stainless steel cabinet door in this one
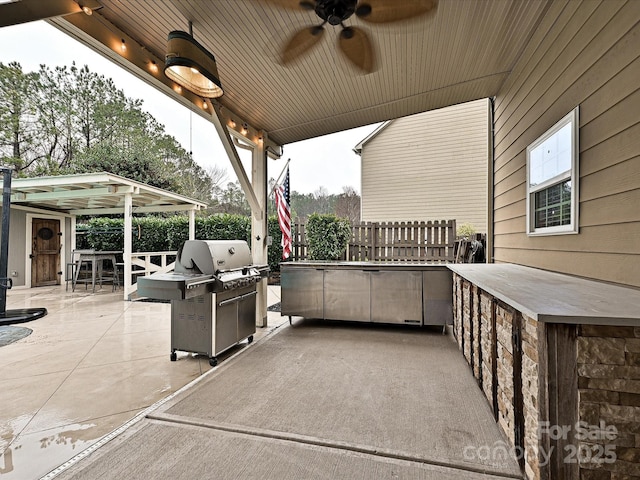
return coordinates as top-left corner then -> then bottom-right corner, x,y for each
370,271 -> 422,324
423,269 -> 453,325
323,269 -> 370,322
281,267 -> 324,318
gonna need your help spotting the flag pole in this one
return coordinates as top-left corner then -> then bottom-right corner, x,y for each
268,158 -> 291,199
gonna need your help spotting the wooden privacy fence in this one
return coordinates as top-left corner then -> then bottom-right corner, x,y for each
292,220 -> 456,263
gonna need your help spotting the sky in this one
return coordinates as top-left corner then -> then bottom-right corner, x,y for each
0,21 -> 380,195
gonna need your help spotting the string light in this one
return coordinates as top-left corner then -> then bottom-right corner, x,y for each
150,61 -> 158,73
241,123 -> 248,135
80,5 -> 92,15
173,85 -> 182,93
120,39 -> 126,52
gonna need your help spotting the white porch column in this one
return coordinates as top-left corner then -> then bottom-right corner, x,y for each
252,139 -> 268,328
188,209 -> 196,240
123,192 -> 132,300
70,215 -> 77,251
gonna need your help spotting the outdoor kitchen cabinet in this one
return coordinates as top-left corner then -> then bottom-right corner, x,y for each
324,269 -> 370,322
280,267 -> 324,319
423,269 -> 454,326
281,262 -> 452,327
370,271 -> 422,324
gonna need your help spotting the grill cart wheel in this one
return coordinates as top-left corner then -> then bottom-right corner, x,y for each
209,357 -> 218,367
170,351 -> 177,361
247,335 -> 253,344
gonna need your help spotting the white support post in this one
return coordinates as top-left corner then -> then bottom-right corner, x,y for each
123,193 -> 132,300
188,209 -> 196,240
70,215 -> 77,251
204,100 -> 274,327
252,137 -> 268,328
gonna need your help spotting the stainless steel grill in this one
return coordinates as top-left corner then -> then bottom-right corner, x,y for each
137,240 -> 268,366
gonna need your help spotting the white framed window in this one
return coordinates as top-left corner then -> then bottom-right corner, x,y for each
526,107 -> 579,236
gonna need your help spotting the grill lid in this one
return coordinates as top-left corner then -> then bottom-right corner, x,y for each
175,240 -> 252,274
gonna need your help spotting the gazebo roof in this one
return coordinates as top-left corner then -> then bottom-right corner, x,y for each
9,172 -> 206,215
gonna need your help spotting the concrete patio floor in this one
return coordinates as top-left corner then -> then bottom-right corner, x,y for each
51,318 -> 523,480
1,283 -> 523,480
0,284 -> 286,479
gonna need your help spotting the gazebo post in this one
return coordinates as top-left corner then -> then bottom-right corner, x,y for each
123,192 -> 132,300
188,209 -> 196,240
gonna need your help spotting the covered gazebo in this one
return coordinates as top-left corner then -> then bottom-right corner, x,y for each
7,171 -> 206,300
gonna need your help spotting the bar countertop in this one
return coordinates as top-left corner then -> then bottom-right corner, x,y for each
448,263 -> 640,326
280,261 -> 450,270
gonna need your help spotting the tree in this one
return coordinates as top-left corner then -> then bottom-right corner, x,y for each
0,62 -> 40,172
0,61 -> 222,204
313,186 -> 334,214
335,186 -> 361,224
216,180 -> 250,215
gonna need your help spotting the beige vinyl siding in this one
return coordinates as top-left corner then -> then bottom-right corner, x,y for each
493,0 -> 640,288
361,99 -> 489,233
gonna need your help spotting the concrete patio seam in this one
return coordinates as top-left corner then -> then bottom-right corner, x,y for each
146,412 -> 524,480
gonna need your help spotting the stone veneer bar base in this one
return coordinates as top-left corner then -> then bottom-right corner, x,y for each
448,264 -> 640,480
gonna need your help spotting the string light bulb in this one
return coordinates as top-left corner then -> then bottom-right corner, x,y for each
241,123 -> 248,135
173,85 -> 182,93
81,5 -> 92,15
229,119 -> 236,128
202,100 -> 208,109
120,39 -> 126,52
150,61 -> 158,73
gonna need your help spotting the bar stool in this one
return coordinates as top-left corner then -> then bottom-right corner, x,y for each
98,257 -> 120,291
66,250 -> 92,291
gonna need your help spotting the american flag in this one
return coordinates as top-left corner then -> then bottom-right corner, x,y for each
275,166 -> 292,259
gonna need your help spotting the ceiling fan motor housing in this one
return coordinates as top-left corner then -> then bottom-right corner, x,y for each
315,0 -> 358,25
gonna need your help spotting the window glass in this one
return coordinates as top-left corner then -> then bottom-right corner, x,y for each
529,122 -> 572,187
534,180 -> 571,228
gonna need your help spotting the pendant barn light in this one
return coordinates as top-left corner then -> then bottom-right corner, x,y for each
164,24 -> 223,99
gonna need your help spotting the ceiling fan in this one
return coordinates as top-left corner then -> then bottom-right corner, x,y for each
262,0 -> 438,74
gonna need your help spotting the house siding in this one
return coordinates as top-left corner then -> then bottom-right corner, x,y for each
493,0 -> 640,288
0,207 -> 27,287
360,99 -> 489,233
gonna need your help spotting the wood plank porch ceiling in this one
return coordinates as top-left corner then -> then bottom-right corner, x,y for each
51,0 -> 551,147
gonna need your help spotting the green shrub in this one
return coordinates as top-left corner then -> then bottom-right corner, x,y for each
75,214 -> 288,272
306,213 -> 351,260
196,214 -> 250,244
267,215 -> 284,272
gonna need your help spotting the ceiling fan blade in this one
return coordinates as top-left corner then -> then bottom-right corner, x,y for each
281,26 -> 325,65
355,0 -> 437,24
338,27 -> 376,74
259,0 -> 316,10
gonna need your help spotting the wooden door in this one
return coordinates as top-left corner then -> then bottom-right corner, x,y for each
31,218 -> 61,287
